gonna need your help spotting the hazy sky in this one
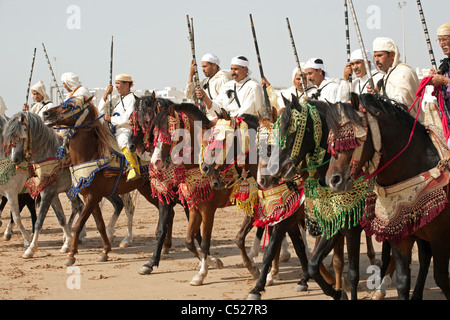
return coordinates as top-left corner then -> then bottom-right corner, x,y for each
1,0 -> 449,115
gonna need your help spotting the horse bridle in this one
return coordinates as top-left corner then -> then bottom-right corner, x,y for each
327,103 -> 381,179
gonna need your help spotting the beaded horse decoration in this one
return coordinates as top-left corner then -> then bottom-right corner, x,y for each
153,109 -> 213,210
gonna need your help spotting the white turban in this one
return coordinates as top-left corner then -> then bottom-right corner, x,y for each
61,72 -> 81,91
304,58 -> 330,79
350,49 -> 373,63
202,53 -> 220,66
373,37 -> 401,68
231,56 -> 252,76
437,22 -> 450,36
30,80 -> 50,101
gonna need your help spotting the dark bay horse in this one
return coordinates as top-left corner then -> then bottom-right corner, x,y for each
258,95 -> 376,300
42,96 -> 160,265
127,94 -> 202,274
325,94 -> 449,299
200,108 -> 295,288
151,103 -> 265,285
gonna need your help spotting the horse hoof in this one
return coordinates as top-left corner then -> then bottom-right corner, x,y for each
294,284 -> 308,292
266,278 -> 274,287
207,258 -> 223,269
60,245 -> 70,254
65,257 -> 76,266
251,268 -> 260,280
119,241 -> 130,249
22,249 -> 34,259
162,248 -> 170,255
338,289 -> 348,300
4,233 -> 12,241
246,293 -> 261,300
190,275 -> 204,286
371,290 -> 386,300
97,254 -> 109,262
280,251 -> 291,262
139,265 -> 153,275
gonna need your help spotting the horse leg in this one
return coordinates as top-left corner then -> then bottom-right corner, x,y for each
22,191 -> 56,258
247,219 -> 289,299
266,241 -> 280,286
372,241 -> 395,300
92,203 -> 111,262
391,238 -> 415,300
106,195 -> 124,244
190,208 -> 220,286
342,226 -> 362,300
280,235 -> 291,262
21,193 -> 37,235
0,196 -> 7,228
140,202 -> 172,275
308,233 -> 348,300
185,208 -> 202,261
332,235 -> 345,290
67,194 -> 86,242
50,196 -> 73,254
365,233 -> 381,266
248,226 -> 264,259
66,197 -> 95,266
119,192 -> 135,248
162,205 -> 175,254
236,215 -> 260,279
5,192 -> 31,248
430,240 -> 450,299
411,239 -> 432,300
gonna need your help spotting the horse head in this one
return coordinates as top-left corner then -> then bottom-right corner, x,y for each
256,106 -> 278,188
43,96 -> 94,127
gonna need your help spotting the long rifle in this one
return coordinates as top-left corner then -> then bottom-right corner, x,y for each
249,14 -> 271,115
25,48 -> 37,110
109,35 -> 114,116
344,0 -> 352,84
42,43 -> 64,102
186,15 -> 206,114
286,17 -> 308,98
347,0 -> 374,89
416,0 -> 437,70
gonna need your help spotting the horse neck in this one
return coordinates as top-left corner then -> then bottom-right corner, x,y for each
30,125 -> 62,163
375,121 -> 441,186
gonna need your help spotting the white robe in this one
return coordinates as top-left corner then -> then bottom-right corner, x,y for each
312,79 -> 340,103
98,92 -> 136,149
277,86 -> 319,109
31,100 -> 55,121
65,86 -> 93,100
337,71 -> 383,102
209,76 -> 264,117
186,69 -> 232,119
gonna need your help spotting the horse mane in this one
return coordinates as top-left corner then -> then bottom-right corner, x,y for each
86,104 -> 111,157
153,102 -> 211,134
326,93 -> 427,136
3,112 -> 61,155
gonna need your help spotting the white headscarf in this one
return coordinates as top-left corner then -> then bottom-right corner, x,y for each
30,80 -> 50,101
350,49 -> 376,71
373,37 -> 401,68
303,58 -> 330,79
202,53 -> 220,66
61,72 -> 82,91
231,56 -> 252,76
437,22 -> 450,36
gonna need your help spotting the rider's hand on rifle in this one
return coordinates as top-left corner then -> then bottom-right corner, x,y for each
22,104 -> 30,111
103,84 -> 114,102
343,63 -> 353,81
195,87 -> 211,108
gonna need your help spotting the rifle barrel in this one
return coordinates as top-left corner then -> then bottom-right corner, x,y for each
25,47 -> 37,108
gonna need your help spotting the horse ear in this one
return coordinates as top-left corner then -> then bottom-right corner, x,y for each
221,108 -> 229,120
168,104 -> 175,117
151,91 -> 156,100
271,106 -> 278,123
324,99 -> 332,107
350,92 -> 360,110
86,96 -> 94,104
291,94 -> 301,109
281,93 -> 290,107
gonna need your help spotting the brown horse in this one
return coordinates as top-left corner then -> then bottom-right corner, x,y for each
325,93 -> 449,299
43,96 -> 159,266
